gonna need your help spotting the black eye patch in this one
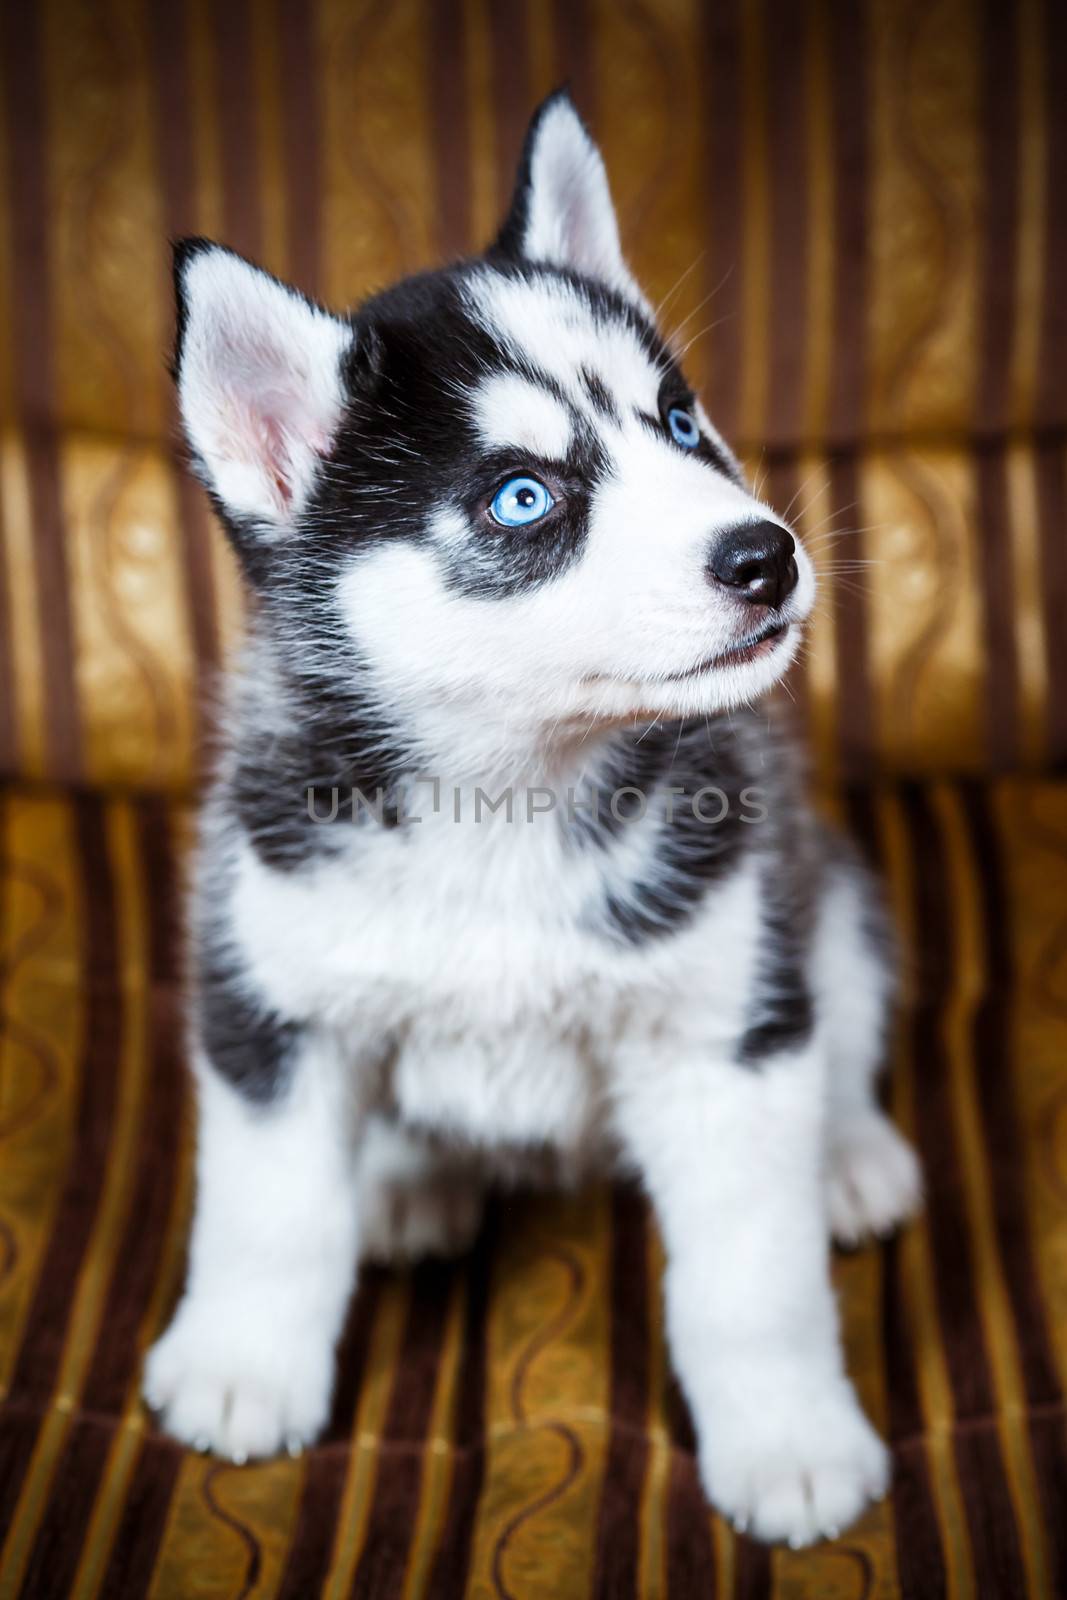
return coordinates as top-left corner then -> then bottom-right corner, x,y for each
435,424 -> 610,601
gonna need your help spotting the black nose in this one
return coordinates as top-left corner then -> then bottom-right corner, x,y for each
707,519 -> 798,608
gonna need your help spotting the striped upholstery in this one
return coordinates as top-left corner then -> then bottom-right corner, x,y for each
0,0 -> 1065,784
1,3 -> 1066,1597
2,782 -> 1067,1595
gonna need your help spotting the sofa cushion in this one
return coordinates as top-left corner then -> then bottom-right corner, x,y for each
1,778 -> 1065,1597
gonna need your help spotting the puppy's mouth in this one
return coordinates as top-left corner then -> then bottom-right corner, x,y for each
660,620 -> 790,682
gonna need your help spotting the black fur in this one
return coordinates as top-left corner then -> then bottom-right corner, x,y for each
198,923 -> 302,1102
584,715 -> 754,945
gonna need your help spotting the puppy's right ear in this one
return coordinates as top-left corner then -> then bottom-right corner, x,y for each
494,91 -> 645,307
173,240 -> 352,530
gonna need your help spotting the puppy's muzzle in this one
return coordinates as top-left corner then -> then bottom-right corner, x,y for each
707,520 -> 798,610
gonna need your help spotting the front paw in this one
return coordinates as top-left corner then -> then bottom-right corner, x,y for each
826,1108 -> 923,1246
699,1378 -> 890,1546
143,1295 -> 334,1462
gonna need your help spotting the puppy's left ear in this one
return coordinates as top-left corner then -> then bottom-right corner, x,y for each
494,90 -> 644,304
173,239 -> 353,531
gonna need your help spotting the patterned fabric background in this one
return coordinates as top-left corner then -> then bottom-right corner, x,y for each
1,3 -> 1066,1598
0,0 -> 1064,785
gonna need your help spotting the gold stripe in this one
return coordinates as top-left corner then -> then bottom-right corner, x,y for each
932,782 -> 1050,1598
864,449 -> 985,774
62,437 -> 199,790
209,514 -> 244,665
0,797 -> 149,1595
0,791 -> 82,1397
145,1449 -> 304,1600
876,788 -> 976,1600
400,1275 -> 467,1600
867,0 -> 980,437
1010,0 -> 1046,429
42,0 -> 168,441
1006,444 -> 1049,769
318,0 -> 435,305
792,453 -> 839,787
320,1276 -> 411,1598
711,1513 -> 736,1594
464,1187 -> 612,1596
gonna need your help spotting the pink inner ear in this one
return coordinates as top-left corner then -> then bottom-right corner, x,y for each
260,414 -> 296,510
241,385 -> 334,515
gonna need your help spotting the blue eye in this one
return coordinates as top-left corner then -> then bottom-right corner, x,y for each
668,407 -> 701,449
489,476 -> 554,527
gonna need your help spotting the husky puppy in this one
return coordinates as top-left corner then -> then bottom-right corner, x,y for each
144,92 -> 922,1546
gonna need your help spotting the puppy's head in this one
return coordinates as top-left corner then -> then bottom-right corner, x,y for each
175,92 -> 814,738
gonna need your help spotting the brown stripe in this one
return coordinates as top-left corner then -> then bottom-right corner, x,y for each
764,0 -> 810,446
85,799 -> 183,1412
275,1272 -> 385,1599
828,452 -> 874,780
146,0 -> 222,685
1036,0 -> 1067,430
975,0 -> 1020,436
974,447 -> 1021,769
275,0 -> 322,294
1034,439 -> 1067,771
899,783 -> 1028,1594
95,1436 -> 184,1600
214,0 -> 264,259
426,0 -> 471,259
17,800 -> 185,1597
16,1421 -> 115,1600
348,1260 -> 454,1596
732,1538 -> 772,1600
173,469 -> 221,683
844,785 -> 947,1593
552,0 -> 595,124
488,0 -> 530,217
426,1210 -> 495,1593
958,782 -> 1067,1593
145,0 -> 199,237
592,1186 -> 652,1598
700,0 -> 745,443
661,1346 -> 719,1593
0,0 -> 81,778
0,797 -> 119,1536
825,0 -> 869,445
664,1453 -> 716,1598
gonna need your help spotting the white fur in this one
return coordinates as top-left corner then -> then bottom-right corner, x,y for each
816,865 -> 923,1244
144,1040 -> 360,1459
613,1027 -> 889,1543
472,371 -> 574,457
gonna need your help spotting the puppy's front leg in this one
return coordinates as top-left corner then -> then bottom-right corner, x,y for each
614,1036 -> 889,1546
144,1033 -> 360,1461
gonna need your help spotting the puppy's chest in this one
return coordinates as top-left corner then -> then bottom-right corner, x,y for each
235,811 -> 626,1027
